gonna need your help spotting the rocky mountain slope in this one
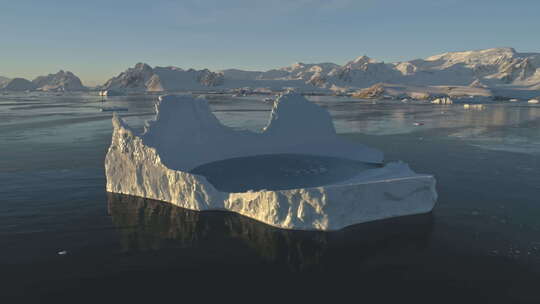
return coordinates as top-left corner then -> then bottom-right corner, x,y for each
102,63 -> 224,92
1,71 -> 86,91
1,78 -> 36,91
32,70 -> 85,91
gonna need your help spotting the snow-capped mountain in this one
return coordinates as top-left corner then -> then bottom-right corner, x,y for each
222,62 -> 340,81
225,47 -> 540,90
102,63 -> 224,92
326,56 -> 401,87
102,48 -> 540,93
32,70 -> 86,91
394,47 -> 540,87
281,48 -> 540,89
222,62 -> 341,87
1,78 -> 36,91
265,62 -> 340,83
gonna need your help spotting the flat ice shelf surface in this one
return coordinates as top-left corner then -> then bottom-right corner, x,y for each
191,154 -> 381,192
105,92 -> 437,231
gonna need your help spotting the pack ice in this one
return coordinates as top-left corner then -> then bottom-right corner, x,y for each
105,92 -> 437,230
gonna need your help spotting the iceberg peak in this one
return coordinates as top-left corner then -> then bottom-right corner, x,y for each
263,92 -> 335,138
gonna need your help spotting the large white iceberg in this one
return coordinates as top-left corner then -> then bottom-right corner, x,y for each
105,93 -> 437,230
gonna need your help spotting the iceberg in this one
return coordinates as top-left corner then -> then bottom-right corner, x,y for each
105,92 -> 437,231
463,104 -> 485,110
99,89 -> 125,97
431,97 -> 453,104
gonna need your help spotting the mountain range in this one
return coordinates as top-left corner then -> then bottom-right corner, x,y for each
2,47 -> 540,95
223,47 -> 540,88
100,47 -> 540,94
0,70 -> 85,92
102,63 -> 224,92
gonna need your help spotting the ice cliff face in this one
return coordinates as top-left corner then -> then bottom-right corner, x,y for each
105,93 -> 437,231
103,63 -> 224,92
32,70 -> 85,91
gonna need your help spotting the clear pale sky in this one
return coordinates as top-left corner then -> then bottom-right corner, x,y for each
1,0 -> 538,86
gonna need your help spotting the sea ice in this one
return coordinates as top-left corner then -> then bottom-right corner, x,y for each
99,89 -> 124,96
105,92 -> 437,230
431,97 -> 453,104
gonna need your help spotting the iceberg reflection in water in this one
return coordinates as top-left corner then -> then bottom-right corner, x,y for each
107,192 -> 433,271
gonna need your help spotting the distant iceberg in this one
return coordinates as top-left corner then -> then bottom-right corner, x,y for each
99,89 -> 125,96
105,93 -> 437,230
431,97 -> 453,104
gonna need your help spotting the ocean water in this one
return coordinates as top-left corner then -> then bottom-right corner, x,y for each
1,92 -> 540,303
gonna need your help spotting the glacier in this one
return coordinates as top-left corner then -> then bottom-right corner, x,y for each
105,92 -> 437,231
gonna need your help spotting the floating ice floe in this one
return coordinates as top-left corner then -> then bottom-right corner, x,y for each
463,104 -> 485,110
431,97 -> 453,104
99,89 -> 124,97
101,107 -> 128,112
105,92 -> 437,231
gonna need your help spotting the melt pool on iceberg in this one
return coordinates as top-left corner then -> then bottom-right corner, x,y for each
105,92 -> 437,231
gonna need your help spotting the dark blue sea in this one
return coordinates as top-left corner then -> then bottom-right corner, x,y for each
1,92 -> 539,303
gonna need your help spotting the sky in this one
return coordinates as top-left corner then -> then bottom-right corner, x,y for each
1,0 -> 539,86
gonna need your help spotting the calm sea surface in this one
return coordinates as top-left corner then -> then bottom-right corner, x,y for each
1,92 -> 539,303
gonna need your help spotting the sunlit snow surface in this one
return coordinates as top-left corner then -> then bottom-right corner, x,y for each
1,92 -> 540,301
